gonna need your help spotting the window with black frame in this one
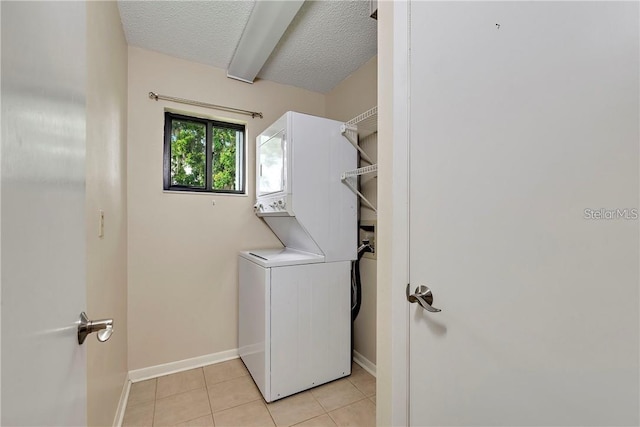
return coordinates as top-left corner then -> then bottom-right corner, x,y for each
163,112 -> 245,194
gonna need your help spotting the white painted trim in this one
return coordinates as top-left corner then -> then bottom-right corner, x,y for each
391,1 -> 411,426
128,349 -> 239,383
353,350 -> 376,378
113,375 -> 131,427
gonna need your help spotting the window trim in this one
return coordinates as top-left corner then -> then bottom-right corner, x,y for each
163,112 -> 246,194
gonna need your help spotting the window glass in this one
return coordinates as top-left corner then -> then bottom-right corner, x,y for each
170,119 -> 206,188
164,112 -> 245,194
212,127 -> 240,191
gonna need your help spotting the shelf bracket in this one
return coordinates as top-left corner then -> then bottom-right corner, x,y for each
340,124 -> 374,164
341,169 -> 377,213
340,106 -> 378,214
342,178 -> 377,213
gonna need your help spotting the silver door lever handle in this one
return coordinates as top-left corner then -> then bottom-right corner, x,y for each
78,312 -> 114,345
406,284 -> 441,312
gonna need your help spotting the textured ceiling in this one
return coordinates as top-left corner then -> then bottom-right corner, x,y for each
117,1 -> 254,70
258,1 -> 377,93
117,1 -> 377,93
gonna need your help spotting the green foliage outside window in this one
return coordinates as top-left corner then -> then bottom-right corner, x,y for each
212,128 -> 237,190
165,113 -> 244,193
171,120 -> 206,187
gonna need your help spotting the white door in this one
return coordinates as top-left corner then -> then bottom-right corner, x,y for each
404,2 -> 639,425
1,2 -> 88,425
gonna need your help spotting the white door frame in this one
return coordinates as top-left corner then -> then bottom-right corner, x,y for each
388,0 -> 410,426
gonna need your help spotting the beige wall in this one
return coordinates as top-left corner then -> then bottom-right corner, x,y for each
127,47 -> 326,370
377,1 -> 394,425
325,56 -> 378,366
325,57 -> 377,124
86,2 -> 129,426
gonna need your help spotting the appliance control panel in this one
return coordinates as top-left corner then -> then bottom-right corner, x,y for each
254,195 -> 293,216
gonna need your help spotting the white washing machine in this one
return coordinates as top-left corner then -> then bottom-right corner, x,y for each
238,249 -> 351,402
239,112 -> 357,402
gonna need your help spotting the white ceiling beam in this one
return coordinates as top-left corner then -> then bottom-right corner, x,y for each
227,0 -> 305,84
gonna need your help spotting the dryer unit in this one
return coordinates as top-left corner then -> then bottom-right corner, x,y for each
254,111 -> 357,262
239,112 -> 357,402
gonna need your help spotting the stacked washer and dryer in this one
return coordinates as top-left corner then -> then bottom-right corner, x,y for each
238,111 -> 357,402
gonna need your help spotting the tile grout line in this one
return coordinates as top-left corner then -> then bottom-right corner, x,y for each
289,404 -> 327,427
226,397 -> 263,413
327,409 -> 338,425
308,390 -> 329,417
267,392 -> 325,427
151,399 -> 156,427
264,400 -> 278,427
125,363 -> 254,426
325,394 -> 370,415
198,367 -> 215,426
154,385 -> 208,403
211,388 -> 264,413
155,367 -> 210,400
205,373 -> 249,388
130,361 -> 377,426
152,371 -> 210,426
151,378 -> 157,427
148,361 -> 248,400
123,397 -> 156,411
233,355 -> 272,424
205,370 -> 264,415
347,371 -> 377,398
152,378 -> 159,427
325,395 -> 372,425
203,367 -> 216,425
312,395 -> 331,413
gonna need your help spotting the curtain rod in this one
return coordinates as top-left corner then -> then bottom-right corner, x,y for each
148,92 -> 263,119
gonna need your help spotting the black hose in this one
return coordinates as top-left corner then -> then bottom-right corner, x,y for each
351,244 -> 373,364
351,245 -> 372,321
351,257 -> 363,321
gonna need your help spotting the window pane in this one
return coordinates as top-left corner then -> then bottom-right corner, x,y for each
170,120 -> 206,188
212,127 -> 240,191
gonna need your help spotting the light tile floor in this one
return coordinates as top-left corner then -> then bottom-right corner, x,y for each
123,360 -> 376,427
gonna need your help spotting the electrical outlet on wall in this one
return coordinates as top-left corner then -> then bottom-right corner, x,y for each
359,220 -> 376,260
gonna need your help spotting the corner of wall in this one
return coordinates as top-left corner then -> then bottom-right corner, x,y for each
324,55 -> 379,369
376,1 -> 394,425
86,2 -> 129,425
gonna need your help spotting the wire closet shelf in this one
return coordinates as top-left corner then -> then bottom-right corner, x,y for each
340,106 -> 378,213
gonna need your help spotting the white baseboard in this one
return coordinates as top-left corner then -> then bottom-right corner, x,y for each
353,350 -> 376,377
113,374 -> 131,427
128,349 -> 239,383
